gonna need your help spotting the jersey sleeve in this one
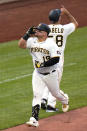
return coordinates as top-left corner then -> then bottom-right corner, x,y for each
26,38 -> 33,48
63,23 -> 75,35
50,43 -> 61,58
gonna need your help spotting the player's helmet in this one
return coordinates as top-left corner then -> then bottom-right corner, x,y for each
36,23 -> 51,35
49,9 -> 61,23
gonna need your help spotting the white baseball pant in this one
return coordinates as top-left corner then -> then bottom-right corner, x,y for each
42,66 -> 63,108
32,69 -> 68,107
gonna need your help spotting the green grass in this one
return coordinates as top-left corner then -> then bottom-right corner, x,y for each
0,26 -> 87,129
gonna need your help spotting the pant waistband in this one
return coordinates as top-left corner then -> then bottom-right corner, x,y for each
39,70 -> 56,75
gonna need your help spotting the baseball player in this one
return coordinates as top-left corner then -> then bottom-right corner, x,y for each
41,6 -> 78,112
18,23 -> 69,127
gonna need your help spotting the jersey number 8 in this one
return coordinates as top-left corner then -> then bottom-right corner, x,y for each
56,35 -> 63,47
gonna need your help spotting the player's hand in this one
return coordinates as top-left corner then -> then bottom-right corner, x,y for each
22,26 -> 36,41
27,26 -> 36,35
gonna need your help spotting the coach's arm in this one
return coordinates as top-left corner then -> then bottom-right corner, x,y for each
61,6 -> 78,28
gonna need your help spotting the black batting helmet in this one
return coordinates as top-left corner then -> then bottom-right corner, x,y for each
49,9 -> 61,23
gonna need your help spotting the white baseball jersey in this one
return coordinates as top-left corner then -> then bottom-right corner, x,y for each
41,23 -> 76,107
26,36 -> 69,108
26,37 -> 61,74
49,23 -> 75,68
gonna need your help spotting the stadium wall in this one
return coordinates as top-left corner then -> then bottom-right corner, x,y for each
0,0 -> 87,43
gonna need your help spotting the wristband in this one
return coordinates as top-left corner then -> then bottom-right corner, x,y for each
22,33 -> 30,41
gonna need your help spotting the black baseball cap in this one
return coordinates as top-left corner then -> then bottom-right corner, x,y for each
35,23 -> 51,35
49,9 -> 61,23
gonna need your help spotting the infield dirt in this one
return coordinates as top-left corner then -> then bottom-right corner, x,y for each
3,107 -> 87,131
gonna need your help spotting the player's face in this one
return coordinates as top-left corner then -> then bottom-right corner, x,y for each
35,30 -> 46,37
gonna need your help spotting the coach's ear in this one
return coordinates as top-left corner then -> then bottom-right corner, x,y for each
18,38 -> 27,49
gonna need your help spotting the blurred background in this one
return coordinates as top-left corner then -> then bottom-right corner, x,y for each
0,0 -> 87,43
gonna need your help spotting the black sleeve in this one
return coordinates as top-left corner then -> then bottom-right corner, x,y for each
22,33 -> 30,41
44,57 -> 60,67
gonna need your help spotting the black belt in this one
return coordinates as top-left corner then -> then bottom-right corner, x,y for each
39,70 -> 56,75
48,36 -> 53,38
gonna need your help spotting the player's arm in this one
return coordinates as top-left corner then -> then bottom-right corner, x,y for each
18,38 -> 27,49
43,56 -> 60,67
18,26 -> 35,49
35,56 -> 60,68
61,6 -> 78,28
43,43 -> 61,67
